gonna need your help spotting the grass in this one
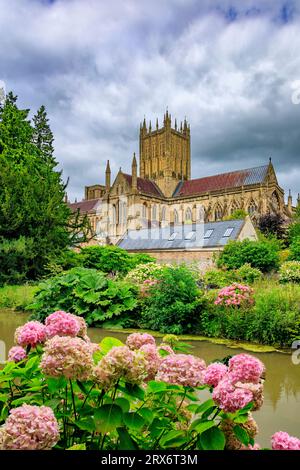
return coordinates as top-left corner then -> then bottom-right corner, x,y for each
0,284 -> 38,310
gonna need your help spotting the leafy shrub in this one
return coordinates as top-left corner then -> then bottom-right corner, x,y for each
0,236 -> 36,286
235,264 -> 262,284
44,249 -> 83,277
125,262 -> 166,284
202,269 -> 235,288
200,282 -> 300,346
279,261 -> 300,284
141,265 -> 205,334
258,213 -> 286,240
29,267 -> 138,327
288,222 -> 300,243
79,245 -> 154,276
0,284 -> 38,310
223,209 -> 247,220
289,237 -> 300,261
217,239 -> 280,273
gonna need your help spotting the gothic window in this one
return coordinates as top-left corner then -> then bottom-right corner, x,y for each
271,191 -> 280,211
185,207 -> 192,222
174,209 -> 179,224
248,201 -> 257,215
152,205 -> 157,221
215,205 -> 223,221
231,202 -> 239,214
161,206 -> 166,221
142,203 -> 147,218
112,205 -> 116,225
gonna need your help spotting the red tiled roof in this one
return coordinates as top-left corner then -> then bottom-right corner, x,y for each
68,198 -> 101,213
173,165 -> 269,197
123,174 -> 163,197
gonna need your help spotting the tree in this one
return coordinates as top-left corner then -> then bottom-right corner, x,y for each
258,213 -> 286,240
0,92 -> 90,284
32,105 -> 55,167
223,209 -> 247,221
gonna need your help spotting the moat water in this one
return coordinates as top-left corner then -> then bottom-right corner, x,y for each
0,309 -> 299,448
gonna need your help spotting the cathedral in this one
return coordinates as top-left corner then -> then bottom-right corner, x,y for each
70,110 -> 297,244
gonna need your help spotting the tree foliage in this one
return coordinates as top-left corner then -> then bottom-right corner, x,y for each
0,92 -> 90,284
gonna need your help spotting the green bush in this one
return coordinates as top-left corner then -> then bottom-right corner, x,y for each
125,262 -> 167,284
202,269 -> 236,288
289,237 -> 300,261
29,267 -> 139,327
0,236 -> 36,286
141,265 -> 205,334
288,222 -> 300,243
0,284 -> 38,309
44,249 -> 83,277
79,245 -> 154,276
279,261 -> 300,284
235,264 -> 262,284
217,239 -> 280,273
199,282 -> 300,346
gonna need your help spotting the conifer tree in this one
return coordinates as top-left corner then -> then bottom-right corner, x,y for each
32,105 -> 55,167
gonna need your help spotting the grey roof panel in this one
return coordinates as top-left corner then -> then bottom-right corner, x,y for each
118,219 -> 244,250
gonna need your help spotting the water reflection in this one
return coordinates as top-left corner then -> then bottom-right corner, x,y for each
0,310 -> 299,448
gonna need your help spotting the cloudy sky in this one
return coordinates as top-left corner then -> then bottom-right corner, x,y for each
0,0 -> 300,202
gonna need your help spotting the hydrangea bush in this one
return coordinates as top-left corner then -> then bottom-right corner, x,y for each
215,283 -> 254,307
1,314 -> 299,451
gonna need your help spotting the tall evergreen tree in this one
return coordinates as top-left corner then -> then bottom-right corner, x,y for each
32,105 -> 55,167
0,92 -> 91,284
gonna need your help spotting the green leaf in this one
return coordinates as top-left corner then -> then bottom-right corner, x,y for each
233,425 -> 250,446
124,383 -> 145,401
94,404 -> 123,433
46,376 -> 67,393
100,337 -> 124,355
195,399 -> 216,414
76,417 -> 96,432
191,419 -> 216,434
117,427 -> 139,450
199,427 -> 226,450
139,407 -> 154,424
147,381 -> 167,393
67,443 -> 86,450
115,397 -> 130,413
123,412 -> 145,431
160,430 -> 186,448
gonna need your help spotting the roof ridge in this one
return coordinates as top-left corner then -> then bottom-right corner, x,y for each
188,164 -> 269,183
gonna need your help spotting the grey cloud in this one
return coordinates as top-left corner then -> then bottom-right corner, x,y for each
0,0 -> 299,203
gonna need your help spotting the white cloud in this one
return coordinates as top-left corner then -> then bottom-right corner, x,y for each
0,0 -> 299,204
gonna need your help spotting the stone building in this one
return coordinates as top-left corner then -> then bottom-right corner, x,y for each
69,111 -> 298,244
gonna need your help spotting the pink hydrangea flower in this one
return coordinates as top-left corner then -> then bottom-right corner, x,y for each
126,333 -> 156,350
235,381 -> 264,411
158,344 -> 174,356
14,321 -> 46,348
271,431 -> 300,450
204,362 -> 228,388
70,314 -> 87,337
212,376 -> 253,412
228,354 -> 265,384
215,283 -> 254,307
45,311 -> 80,338
7,346 -> 27,363
156,354 -> 206,387
140,344 -> 161,381
94,346 -> 147,389
41,335 -> 94,381
0,404 -> 59,450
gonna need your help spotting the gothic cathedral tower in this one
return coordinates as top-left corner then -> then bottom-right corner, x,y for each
139,110 -> 191,197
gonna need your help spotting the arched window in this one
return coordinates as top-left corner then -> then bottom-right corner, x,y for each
174,209 -> 179,224
185,207 -> 192,222
271,191 -> 280,211
142,203 -> 147,218
122,202 -> 127,224
152,205 -> 157,221
161,206 -> 166,221
215,205 -> 223,221
231,202 -> 239,214
248,201 -> 257,216
112,205 -> 116,225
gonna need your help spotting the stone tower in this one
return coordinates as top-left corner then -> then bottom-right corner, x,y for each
139,110 -> 191,197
